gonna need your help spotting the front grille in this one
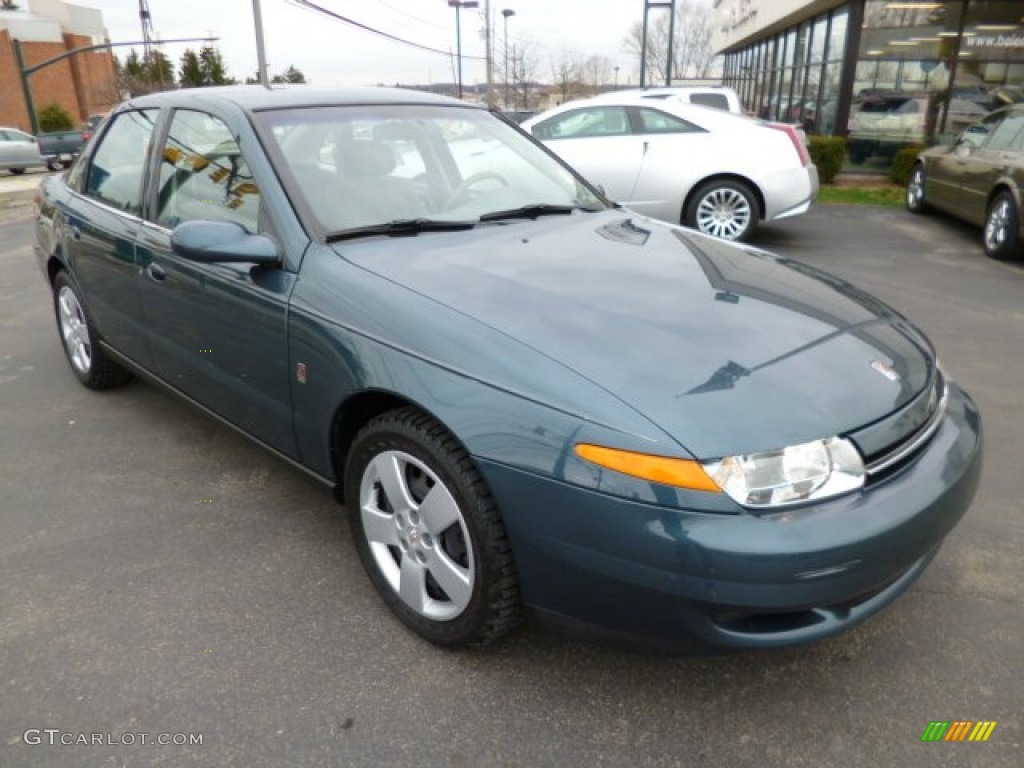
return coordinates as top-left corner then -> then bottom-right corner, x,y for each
863,370 -> 948,479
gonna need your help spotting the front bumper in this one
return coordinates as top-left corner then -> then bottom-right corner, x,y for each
478,383 -> 982,651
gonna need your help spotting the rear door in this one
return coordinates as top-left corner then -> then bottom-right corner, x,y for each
135,108 -> 298,456
63,109 -> 160,366
529,105 -> 643,204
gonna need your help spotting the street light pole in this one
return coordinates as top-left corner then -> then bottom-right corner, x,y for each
502,8 -> 515,110
449,0 -> 479,101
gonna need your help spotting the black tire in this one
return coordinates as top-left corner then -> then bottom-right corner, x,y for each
906,163 -> 930,214
52,271 -> 132,389
983,191 -> 1022,261
9,167 -> 26,176
344,407 -> 521,647
60,160 -> 72,169
685,179 -> 758,242
46,161 -> 60,172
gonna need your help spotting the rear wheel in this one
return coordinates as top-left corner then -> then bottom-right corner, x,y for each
686,180 -> 758,242
344,407 -> 521,647
906,163 -> 930,214
983,191 -> 1022,261
53,272 -> 132,389
9,168 -> 26,176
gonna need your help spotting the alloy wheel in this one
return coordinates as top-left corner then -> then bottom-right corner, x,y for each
358,449 -> 474,621
985,198 -> 1010,253
57,285 -> 92,375
695,187 -> 753,240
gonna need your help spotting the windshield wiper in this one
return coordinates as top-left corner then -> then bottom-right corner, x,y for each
325,218 -> 477,242
478,203 -> 599,222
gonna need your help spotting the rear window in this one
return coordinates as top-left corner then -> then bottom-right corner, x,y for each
689,93 -> 730,111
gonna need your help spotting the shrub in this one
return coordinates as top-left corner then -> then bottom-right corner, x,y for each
890,145 -> 924,186
808,136 -> 846,184
37,102 -> 74,133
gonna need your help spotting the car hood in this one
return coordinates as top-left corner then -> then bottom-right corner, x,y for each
336,212 -> 933,458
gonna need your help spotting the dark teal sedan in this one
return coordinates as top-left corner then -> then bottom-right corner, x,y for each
34,87 -> 982,651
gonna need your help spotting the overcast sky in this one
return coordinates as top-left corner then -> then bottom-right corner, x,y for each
82,0 -> 671,87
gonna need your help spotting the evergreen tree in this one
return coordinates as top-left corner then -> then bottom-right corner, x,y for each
146,50 -> 175,88
271,65 -> 307,84
199,47 -> 234,85
123,49 -> 146,80
179,49 -> 205,87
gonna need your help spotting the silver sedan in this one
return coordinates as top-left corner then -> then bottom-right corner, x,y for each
0,127 -> 48,175
522,96 -> 819,241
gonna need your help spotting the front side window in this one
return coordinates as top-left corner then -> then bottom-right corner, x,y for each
155,110 -> 260,233
84,110 -> 158,215
984,110 -> 1024,151
532,106 -> 630,140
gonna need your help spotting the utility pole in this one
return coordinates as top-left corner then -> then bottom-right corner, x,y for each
502,8 -> 514,110
252,0 -> 269,86
484,0 -> 493,106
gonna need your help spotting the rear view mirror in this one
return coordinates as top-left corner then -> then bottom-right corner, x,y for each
171,220 -> 279,265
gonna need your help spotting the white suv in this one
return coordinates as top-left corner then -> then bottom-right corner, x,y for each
593,86 -> 743,114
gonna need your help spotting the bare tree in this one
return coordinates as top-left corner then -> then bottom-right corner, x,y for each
581,54 -> 613,91
510,43 -> 540,110
622,1 -> 716,83
549,51 -> 580,105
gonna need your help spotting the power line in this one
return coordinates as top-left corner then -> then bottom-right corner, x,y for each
286,0 -> 485,60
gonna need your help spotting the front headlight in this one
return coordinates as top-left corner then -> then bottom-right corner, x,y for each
702,436 -> 864,509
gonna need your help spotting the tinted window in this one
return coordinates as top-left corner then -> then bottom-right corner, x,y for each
689,93 -> 730,111
532,106 -> 629,140
985,111 -> 1024,151
962,110 -> 1006,149
634,107 -> 702,134
83,110 -> 158,214
155,110 -> 260,233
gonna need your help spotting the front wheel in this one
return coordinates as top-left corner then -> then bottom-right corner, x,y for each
906,163 -> 930,214
983,191 -> 1022,261
53,272 -> 132,389
686,180 -> 758,242
344,407 -> 521,647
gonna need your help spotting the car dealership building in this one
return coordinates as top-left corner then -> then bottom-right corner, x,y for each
714,1 -> 1024,168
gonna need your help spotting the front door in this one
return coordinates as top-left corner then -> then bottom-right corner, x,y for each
136,109 -> 298,457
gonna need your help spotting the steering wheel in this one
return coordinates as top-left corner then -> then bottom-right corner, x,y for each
446,171 -> 510,208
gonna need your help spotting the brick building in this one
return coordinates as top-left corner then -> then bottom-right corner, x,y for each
0,0 -> 118,133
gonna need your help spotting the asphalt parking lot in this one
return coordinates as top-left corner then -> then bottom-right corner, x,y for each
0,185 -> 1021,767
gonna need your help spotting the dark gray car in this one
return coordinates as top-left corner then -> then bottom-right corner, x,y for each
907,104 -> 1024,260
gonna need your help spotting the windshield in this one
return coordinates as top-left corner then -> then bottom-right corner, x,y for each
256,104 -> 605,236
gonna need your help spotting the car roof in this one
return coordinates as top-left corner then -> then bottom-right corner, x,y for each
523,94 -> 759,130
124,84 -> 479,113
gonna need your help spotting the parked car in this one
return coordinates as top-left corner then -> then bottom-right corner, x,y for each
0,126 -> 48,174
907,103 -> 1024,260
847,91 -> 988,163
37,127 -> 87,169
35,86 -> 981,651
596,85 -> 744,114
80,112 -> 109,144
521,94 -> 817,241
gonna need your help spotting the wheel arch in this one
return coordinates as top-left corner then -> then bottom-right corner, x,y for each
681,173 -> 765,225
329,389 -> 456,498
986,181 -> 1020,212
